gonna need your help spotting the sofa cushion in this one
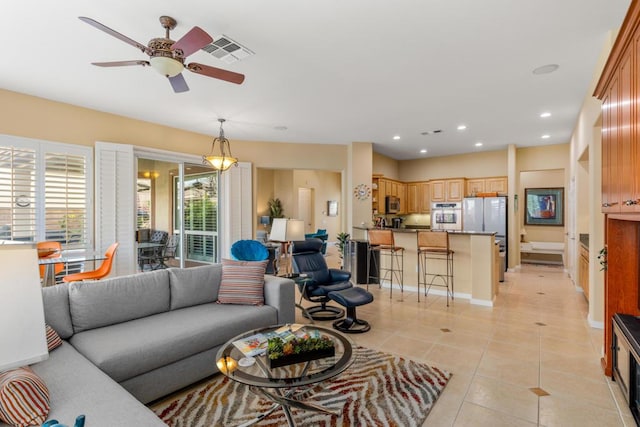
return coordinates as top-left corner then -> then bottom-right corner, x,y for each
0,367 -> 49,427
23,342 -> 165,427
168,264 -> 222,310
218,259 -> 268,306
45,325 -> 62,352
69,302 -> 278,382
41,283 -> 73,340
69,269 -> 170,333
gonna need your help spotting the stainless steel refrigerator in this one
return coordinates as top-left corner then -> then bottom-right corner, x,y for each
463,196 -> 508,274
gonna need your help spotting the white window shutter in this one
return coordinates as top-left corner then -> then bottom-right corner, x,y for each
220,162 -> 252,259
95,142 -> 136,276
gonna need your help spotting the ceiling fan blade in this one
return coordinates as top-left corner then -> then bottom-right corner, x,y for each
171,26 -> 213,58
79,17 -> 151,55
168,73 -> 189,93
91,60 -> 150,67
187,63 -> 245,85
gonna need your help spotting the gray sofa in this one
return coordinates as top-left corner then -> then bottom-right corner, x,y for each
1,264 -> 294,427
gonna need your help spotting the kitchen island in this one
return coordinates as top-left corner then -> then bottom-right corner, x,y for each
352,227 -> 499,306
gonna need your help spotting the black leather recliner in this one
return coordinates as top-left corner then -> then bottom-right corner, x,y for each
291,238 -> 352,320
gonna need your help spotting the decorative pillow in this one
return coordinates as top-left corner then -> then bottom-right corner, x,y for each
217,259 -> 268,306
45,325 -> 62,352
0,367 -> 50,427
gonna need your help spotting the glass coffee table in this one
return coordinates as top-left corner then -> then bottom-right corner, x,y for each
216,324 -> 354,426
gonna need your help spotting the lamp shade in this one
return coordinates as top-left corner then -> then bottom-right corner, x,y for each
270,218 -> 306,242
0,243 -> 48,371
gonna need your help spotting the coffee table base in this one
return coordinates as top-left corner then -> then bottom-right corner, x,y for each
237,384 -> 340,427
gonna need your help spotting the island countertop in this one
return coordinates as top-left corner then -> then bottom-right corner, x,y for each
353,226 -> 496,237
350,227 -> 499,306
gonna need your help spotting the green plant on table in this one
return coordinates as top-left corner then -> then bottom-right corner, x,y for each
336,232 -> 350,259
267,336 -> 335,360
598,247 -> 607,271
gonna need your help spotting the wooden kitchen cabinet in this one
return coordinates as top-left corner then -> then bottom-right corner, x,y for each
486,177 -> 508,194
406,183 -> 418,213
579,245 -> 589,301
430,180 -> 445,202
430,179 -> 464,202
466,177 -> 507,196
446,179 -> 465,201
593,0 -> 640,376
466,179 -> 485,196
419,182 -> 430,213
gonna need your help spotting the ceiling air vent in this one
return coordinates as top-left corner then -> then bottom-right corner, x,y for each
201,35 -> 254,64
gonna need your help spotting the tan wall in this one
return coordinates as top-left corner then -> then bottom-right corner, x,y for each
372,152 -> 399,179
399,150 -> 508,181
256,168 -> 275,221
0,89 -> 349,172
349,142 -> 373,230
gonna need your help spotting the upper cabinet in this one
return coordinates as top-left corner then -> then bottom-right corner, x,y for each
431,179 -> 464,202
406,182 -> 431,213
595,8 -> 640,214
466,177 -> 508,197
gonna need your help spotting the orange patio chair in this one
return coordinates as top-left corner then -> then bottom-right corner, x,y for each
37,241 -> 63,280
63,242 -> 119,283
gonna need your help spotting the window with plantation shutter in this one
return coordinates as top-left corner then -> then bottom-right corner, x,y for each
0,135 -> 92,249
44,152 -> 89,249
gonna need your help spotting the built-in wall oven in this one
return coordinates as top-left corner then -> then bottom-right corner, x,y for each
431,202 -> 462,231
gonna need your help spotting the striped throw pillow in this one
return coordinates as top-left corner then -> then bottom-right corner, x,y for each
45,325 -> 62,352
0,367 -> 50,427
218,259 -> 268,306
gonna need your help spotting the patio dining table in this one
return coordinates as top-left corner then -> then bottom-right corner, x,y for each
38,251 -> 107,287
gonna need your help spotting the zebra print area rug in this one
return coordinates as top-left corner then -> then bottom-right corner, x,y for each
151,346 -> 451,426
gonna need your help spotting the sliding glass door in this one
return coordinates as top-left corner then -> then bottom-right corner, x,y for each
176,167 -> 218,264
136,156 -> 218,269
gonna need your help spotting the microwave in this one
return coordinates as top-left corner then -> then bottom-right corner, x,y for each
386,196 -> 400,213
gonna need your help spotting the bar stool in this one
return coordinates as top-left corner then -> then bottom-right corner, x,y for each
367,229 -> 404,299
417,231 -> 454,306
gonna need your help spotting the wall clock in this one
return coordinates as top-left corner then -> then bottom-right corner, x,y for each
353,184 -> 371,200
15,195 -> 30,208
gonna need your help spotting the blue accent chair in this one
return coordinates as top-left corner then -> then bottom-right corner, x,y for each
304,229 -> 329,254
230,239 -> 277,274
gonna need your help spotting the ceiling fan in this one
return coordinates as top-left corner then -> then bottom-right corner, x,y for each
79,15 -> 245,93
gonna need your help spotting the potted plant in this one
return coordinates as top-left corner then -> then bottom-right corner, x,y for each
336,232 -> 350,267
268,198 -> 284,220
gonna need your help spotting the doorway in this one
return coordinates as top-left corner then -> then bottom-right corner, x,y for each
298,187 -> 314,233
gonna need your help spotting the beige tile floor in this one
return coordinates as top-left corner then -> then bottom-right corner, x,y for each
298,253 -> 635,426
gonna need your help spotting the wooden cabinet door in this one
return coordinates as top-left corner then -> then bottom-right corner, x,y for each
446,179 -> 464,201
466,179 -> 485,196
406,183 -> 418,213
430,180 -> 445,202
378,179 -> 387,214
419,182 -> 431,212
579,247 -> 589,301
602,74 -> 621,213
397,183 -> 407,214
619,46 -> 636,212
486,177 -> 508,194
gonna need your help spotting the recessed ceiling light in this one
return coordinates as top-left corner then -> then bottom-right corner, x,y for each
475,142 -> 483,147
274,125 -> 288,131
540,112 -> 551,118
393,135 -> 401,140
420,149 -> 427,154
533,64 -> 559,75
457,125 -> 467,131
541,134 -> 551,139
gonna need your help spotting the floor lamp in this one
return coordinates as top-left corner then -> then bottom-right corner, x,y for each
269,218 -> 305,276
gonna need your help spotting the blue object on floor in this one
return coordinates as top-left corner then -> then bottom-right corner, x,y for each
230,239 -> 269,261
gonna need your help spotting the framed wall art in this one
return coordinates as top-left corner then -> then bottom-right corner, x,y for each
327,200 -> 338,217
524,187 -> 564,226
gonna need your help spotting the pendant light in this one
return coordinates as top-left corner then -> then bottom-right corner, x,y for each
203,118 -> 238,171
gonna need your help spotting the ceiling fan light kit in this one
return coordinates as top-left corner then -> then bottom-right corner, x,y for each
203,119 -> 238,172
79,15 -> 246,93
